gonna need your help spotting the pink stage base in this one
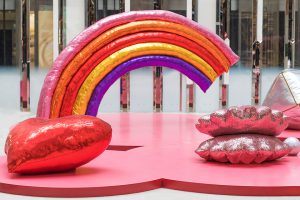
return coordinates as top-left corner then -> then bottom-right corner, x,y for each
1,113 -> 300,197
279,129 -> 300,140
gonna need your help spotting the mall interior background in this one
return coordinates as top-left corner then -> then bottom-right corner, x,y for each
0,0 -> 298,114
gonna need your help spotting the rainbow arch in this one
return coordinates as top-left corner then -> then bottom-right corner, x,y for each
37,10 -> 239,119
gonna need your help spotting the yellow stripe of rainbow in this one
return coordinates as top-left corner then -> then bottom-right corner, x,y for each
72,42 -> 217,115
50,20 -> 231,118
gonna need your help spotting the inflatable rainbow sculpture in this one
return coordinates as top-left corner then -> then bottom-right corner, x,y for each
37,10 -> 239,119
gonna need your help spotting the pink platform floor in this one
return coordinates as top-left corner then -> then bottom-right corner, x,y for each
1,113 -> 300,197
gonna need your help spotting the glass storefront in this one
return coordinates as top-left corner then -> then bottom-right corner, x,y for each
0,0 -> 16,66
229,0 -> 253,66
0,0 -> 53,68
96,0 -> 120,19
131,0 -> 186,15
32,0 -> 53,68
228,0 -> 285,67
0,0 -> 293,69
262,0 -> 284,67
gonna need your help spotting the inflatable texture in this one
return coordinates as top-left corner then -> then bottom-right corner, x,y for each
5,115 -> 112,174
37,10 -> 239,118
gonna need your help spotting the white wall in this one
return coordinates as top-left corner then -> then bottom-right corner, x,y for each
53,0 -> 59,60
130,68 -> 153,112
195,0 -> 219,113
65,0 -> 85,44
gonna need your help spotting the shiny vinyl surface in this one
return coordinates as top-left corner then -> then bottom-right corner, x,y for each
50,20 -> 225,118
195,134 -> 291,164
5,115 -> 112,174
86,56 -> 212,116
58,31 -> 221,117
37,10 -> 239,119
263,69 -> 300,129
196,105 -> 289,137
72,42 -> 217,115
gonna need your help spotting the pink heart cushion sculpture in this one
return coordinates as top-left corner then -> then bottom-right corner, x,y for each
5,115 -> 112,174
196,106 -> 289,137
195,134 -> 291,164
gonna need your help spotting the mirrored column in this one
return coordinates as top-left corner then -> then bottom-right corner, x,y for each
19,0 -> 30,111
251,0 -> 263,105
284,0 -> 295,69
218,0 -> 230,108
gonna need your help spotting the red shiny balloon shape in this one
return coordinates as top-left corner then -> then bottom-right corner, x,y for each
5,115 -> 112,174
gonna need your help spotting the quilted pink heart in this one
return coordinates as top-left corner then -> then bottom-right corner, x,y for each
5,115 -> 112,174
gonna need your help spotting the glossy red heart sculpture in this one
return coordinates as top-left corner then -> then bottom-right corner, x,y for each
5,115 -> 112,174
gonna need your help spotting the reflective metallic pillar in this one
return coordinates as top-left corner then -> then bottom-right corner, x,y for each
87,0 -> 97,26
153,0 -> 163,112
284,0 -> 295,69
252,41 -> 261,105
103,0 -> 108,18
179,73 -> 183,112
20,0 -> 30,111
120,0 -> 125,12
219,0 -> 230,108
2,0 -> 6,65
186,0 -> 195,112
58,0 -> 64,52
34,0 -> 39,67
153,67 -> 163,112
119,0 -> 130,111
186,79 -> 195,112
120,73 -> 130,111
251,0 -> 263,105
